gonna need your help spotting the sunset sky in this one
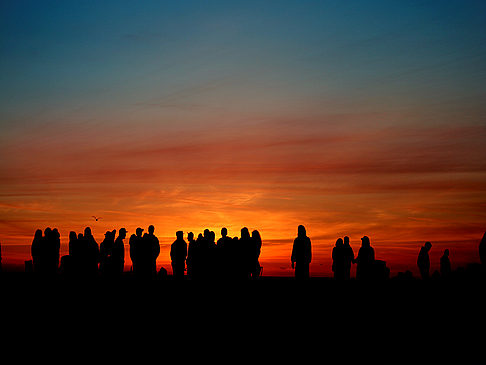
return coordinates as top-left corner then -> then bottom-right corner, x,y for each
1,0 -> 485,276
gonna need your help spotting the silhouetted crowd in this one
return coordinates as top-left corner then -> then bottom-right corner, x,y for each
1,225 -> 485,281
24,225 -> 263,280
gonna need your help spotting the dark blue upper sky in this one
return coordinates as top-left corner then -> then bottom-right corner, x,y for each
1,0 -> 485,131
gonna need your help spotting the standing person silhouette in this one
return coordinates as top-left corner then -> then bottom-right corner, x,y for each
112,228 -> 127,276
417,241 -> 432,280
440,249 -> 451,279
251,230 -> 262,278
343,236 -> 355,280
332,238 -> 345,280
355,236 -> 375,280
129,228 -> 144,275
239,227 -> 253,279
83,227 -> 99,277
186,232 -> 196,279
31,229 -> 43,273
216,228 -> 231,278
99,230 -> 116,276
170,231 -> 187,279
142,225 -> 160,278
291,225 -> 312,280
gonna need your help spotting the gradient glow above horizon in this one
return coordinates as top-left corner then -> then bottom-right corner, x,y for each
1,0 -> 485,276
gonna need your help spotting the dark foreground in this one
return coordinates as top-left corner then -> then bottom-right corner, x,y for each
1,273 -> 484,364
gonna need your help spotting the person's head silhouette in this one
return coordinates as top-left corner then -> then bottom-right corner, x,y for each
221,227 -> 227,237
176,231 -> 183,240
136,227 -> 143,237
148,225 -> 155,235
119,228 -> 127,239
298,225 -> 306,238
361,236 -> 370,247
188,232 -> 194,241
69,231 -> 77,241
241,227 -> 250,239
425,241 -> 432,251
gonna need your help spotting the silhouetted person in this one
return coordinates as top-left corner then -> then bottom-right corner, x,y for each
343,236 -> 355,280
479,232 -> 486,265
129,228 -> 144,274
83,227 -> 99,277
228,236 -> 240,279
417,241 -> 432,280
31,229 -> 43,273
192,233 -> 205,279
39,227 -> 57,275
440,249 -> 451,279
100,230 -> 116,276
217,228 -> 233,278
251,230 -> 262,278
141,225 -> 160,278
66,231 -> 80,275
186,232 -> 196,279
112,228 -> 126,276
332,238 -> 345,280
355,236 -> 375,280
238,227 -> 253,279
291,225 -> 312,279
52,228 -> 61,271
217,228 -> 230,248
170,231 -> 187,279
68,231 -> 78,256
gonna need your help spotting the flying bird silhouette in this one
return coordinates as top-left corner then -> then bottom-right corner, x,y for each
92,216 -> 102,221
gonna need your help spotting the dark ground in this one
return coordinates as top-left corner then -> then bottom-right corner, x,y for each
0,273 -> 484,364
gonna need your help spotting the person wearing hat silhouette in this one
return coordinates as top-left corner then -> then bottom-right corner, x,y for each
112,228 -> 127,276
355,236 -> 375,280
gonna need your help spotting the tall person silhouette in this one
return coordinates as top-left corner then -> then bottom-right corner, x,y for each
332,238 -> 345,280
142,225 -> 160,278
291,225 -> 312,279
129,228 -> 144,275
113,228 -> 127,276
343,236 -> 355,280
440,249 -> 451,279
31,229 -> 43,273
251,230 -> 262,278
170,231 -> 187,279
356,236 -> 374,280
417,242 -> 432,280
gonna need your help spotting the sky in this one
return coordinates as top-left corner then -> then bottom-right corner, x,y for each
1,0 -> 485,276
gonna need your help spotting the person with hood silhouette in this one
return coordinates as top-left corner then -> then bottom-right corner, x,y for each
291,225 -> 312,279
